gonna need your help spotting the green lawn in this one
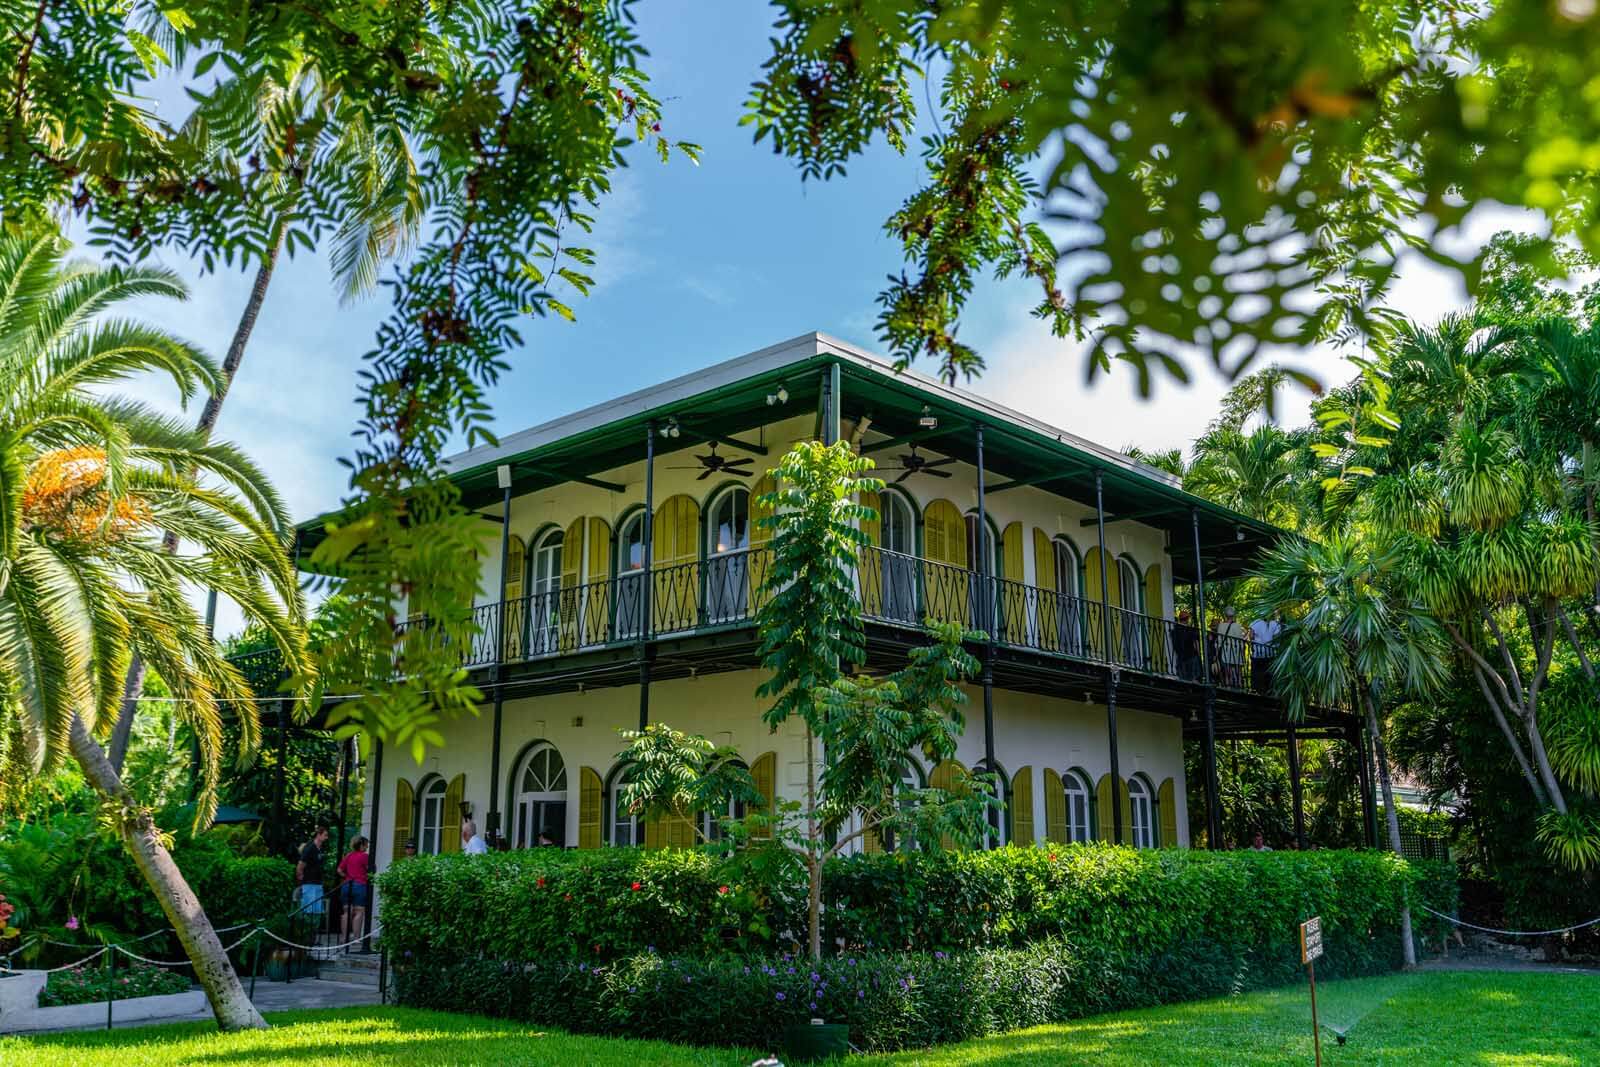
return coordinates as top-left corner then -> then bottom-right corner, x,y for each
2,970 -> 1593,1066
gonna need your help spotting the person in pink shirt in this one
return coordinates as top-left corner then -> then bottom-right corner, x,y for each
336,836 -> 371,947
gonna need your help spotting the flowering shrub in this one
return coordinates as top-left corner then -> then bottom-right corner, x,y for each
38,963 -> 190,1007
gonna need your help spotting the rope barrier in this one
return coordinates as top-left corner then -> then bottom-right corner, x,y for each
111,928 -> 263,968
255,929 -> 371,954
1417,903 -> 1600,938
37,946 -> 111,973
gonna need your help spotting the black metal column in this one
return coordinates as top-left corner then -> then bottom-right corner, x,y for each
1192,508 -> 1222,849
976,424 -> 998,844
638,421 -> 656,731
1356,726 -> 1378,848
335,736 -> 352,860
488,467 -> 512,842
364,737 -> 383,951
1094,470 -> 1122,845
272,705 -> 288,852
821,362 -> 841,446
1287,726 -> 1306,850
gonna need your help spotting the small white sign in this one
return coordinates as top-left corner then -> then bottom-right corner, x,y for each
1300,916 -> 1323,964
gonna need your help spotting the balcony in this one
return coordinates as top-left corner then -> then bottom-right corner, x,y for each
396,546 -> 1270,695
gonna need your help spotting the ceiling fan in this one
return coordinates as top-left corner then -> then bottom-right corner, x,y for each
877,444 -> 957,484
669,443 -> 755,480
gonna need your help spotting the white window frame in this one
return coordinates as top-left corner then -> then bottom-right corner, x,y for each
610,768 -> 642,847
1128,774 -> 1156,849
529,528 -> 564,654
1064,770 -> 1092,843
418,776 -> 447,855
705,486 -> 752,623
513,742 -> 568,848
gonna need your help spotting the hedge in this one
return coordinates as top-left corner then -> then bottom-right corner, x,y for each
379,845 -> 1455,1050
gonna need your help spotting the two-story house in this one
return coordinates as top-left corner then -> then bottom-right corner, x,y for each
294,333 -> 1364,876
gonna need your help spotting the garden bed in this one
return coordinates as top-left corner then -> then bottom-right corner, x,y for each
0,969 -> 205,1034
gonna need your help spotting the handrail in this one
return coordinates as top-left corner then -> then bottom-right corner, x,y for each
260,545 -> 1285,696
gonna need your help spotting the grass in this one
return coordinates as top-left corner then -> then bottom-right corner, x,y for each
1,970 -> 1594,1066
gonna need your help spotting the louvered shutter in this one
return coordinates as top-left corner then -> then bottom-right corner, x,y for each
560,519 -> 584,650
858,488 -> 883,617
441,774 -> 465,853
929,759 -> 968,850
1011,765 -> 1034,845
750,751 -> 777,840
585,517 -> 611,644
1001,522 -> 1025,644
750,474 -> 777,612
578,767 -> 603,849
642,816 -> 663,849
922,499 -> 967,625
1158,777 -> 1177,847
392,778 -> 414,863
653,495 -> 700,631
502,535 -> 526,660
1144,564 -> 1167,673
1034,528 -> 1058,651
1044,768 -> 1067,844
1096,773 -> 1115,843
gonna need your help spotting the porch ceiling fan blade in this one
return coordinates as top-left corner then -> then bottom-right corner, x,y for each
924,468 -> 953,478
923,457 -> 958,468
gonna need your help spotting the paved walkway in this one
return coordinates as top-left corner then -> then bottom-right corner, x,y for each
34,979 -> 383,1033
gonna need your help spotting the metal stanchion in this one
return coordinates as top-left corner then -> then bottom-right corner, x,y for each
250,932 -> 262,998
105,946 -> 115,1031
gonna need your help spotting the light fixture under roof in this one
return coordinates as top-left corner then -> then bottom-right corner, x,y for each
918,404 -> 939,429
766,385 -> 789,406
659,417 -> 681,439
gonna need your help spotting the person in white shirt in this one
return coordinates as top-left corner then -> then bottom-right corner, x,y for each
462,817 -> 488,855
1249,611 -> 1282,694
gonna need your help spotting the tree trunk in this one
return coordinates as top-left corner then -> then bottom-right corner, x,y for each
1468,663 -> 1546,805
69,713 -> 266,1031
107,223 -> 287,773
1363,691 -> 1416,969
804,721 -> 822,962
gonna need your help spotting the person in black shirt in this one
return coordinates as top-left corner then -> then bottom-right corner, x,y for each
296,825 -> 330,917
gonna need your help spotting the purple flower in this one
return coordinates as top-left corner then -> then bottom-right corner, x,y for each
579,963 -> 588,972
775,991 -> 786,1002
809,1001 -> 817,1011
810,972 -> 820,983
786,966 -> 796,975
934,951 -> 946,960
65,916 -> 80,931
898,979 -> 909,990
628,986 -> 636,993
743,966 -> 750,975
857,989 -> 865,999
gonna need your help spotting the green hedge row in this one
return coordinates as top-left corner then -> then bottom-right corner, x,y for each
378,845 -> 1456,966
379,845 -> 1455,1050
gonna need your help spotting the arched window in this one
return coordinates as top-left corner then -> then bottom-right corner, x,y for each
699,759 -> 749,842
879,491 -> 918,623
1054,539 -> 1081,599
529,527 -> 564,654
609,766 -> 642,847
1117,556 -> 1142,611
417,776 -> 447,855
706,486 -> 751,622
1064,770 -> 1093,843
1117,555 -> 1147,665
615,511 -> 648,639
879,758 -> 926,853
974,761 -> 1009,848
1128,774 -> 1156,849
513,743 -> 568,848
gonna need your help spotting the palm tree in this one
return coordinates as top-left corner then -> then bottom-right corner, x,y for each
1252,532 -> 1450,967
0,225 -> 309,1030
105,56 -> 423,770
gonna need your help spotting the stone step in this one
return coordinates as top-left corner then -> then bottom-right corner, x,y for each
314,967 -> 381,988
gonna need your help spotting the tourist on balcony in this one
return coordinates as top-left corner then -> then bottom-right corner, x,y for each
462,817 -> 489,855
1218,607 -> 1247,687
1249,611 -> 1282,694
336,836 -> 371,948
1174,609 -> 1201,681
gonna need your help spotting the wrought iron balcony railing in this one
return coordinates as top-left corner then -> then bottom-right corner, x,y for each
394,545 -> 1273,694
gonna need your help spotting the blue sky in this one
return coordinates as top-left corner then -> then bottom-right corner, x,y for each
94,2 -> 1531,636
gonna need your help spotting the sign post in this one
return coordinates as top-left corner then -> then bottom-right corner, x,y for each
1301,916 -> 1324,1066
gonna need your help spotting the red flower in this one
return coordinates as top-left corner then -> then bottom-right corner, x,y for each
564,894 -> 572,902
536,877 -> 546,888
718,885 -> 730,895
631,881 -> 641,891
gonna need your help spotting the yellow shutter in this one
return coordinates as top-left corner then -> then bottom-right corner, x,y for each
922,499 -> 967,625
642,816 -> 662,850
668,812 -> 696,848
1158,777 -> 1177,848
1034,528 -> 1058,652
751,474 -> 777,611
654,495 -> 700,631
392,778 -> 414,863
441,774 -> 465,853
1123,779 -> 1134,843
1011,765 -> 1034,845
578,767 -> 602,849
929,759 -> 968,850
1144,564 -> 1166,673
585,517 -> 612,644
1096,773 -> 1115,843
750,751 -> 777,840
560,519 -> 584,650
1043,768 -> 1067,844
502,534 -> 526,660
1001,522 -> 1025,644
1086,548 -> 1119,659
